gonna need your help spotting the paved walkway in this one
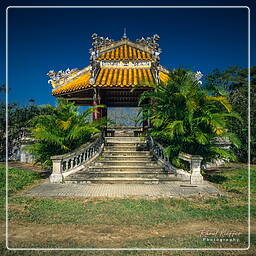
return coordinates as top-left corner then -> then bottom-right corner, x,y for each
25,182 -> 221,198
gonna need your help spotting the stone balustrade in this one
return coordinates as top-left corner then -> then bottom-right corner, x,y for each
50,133 -> 104,183
147,136 -> 204,184
147,136 -> 177,174
178,152 -> 204,185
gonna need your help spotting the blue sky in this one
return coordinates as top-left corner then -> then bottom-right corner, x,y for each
1,1 -> 255,106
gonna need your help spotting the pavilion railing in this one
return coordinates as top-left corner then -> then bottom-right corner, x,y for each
146,136 -> 204,184
147,136 -> 176,174
50,133 -> 104,183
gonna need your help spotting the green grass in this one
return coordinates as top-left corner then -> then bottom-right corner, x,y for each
0,166 -> 40,197
0,164 -> 255,252
0,166 -> 40,220
7,195 -> 248,226
6,167 -> 254,226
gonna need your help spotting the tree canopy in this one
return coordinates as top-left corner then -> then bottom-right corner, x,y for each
138,68 -> 242,166
204,66 -> 255,163
26,99 -> 106,167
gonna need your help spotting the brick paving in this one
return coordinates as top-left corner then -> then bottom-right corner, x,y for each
25,182 -> 221,198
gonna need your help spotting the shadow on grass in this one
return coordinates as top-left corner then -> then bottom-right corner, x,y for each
204,174 -> 228,184
38,170 -> 51,179
227,188 -> 243,194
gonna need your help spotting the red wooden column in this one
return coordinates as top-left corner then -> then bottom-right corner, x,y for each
92,89 -> 101,121
92,89 -> 107,121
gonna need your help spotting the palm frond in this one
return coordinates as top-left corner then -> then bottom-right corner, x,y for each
206,96 -> 232,112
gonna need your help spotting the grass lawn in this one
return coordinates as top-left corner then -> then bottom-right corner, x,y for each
0,163 -> 255,255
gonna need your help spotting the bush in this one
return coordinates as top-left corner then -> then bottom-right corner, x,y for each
26,99 -> 106,168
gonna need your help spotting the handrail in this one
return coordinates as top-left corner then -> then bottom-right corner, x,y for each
50,133 -> 105,182
146,136 -> 204,184
146,135 -> 176,174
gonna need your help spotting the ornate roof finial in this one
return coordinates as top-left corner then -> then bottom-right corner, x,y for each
122,27 -> 127,39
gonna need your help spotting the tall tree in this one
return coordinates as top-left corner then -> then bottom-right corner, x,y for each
139,68 -> 242,165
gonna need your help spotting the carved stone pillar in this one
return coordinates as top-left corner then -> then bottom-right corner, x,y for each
50,157 -> 63,183
20,130 -> 35,163
190,156 -> 204,185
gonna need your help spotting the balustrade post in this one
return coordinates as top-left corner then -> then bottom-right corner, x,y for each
49,133 -> 105,182
190,156 -> 204,185
50,158 -> 63,183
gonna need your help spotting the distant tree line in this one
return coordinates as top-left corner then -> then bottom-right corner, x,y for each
0,103 -> 53,161
204,66 -> 255,163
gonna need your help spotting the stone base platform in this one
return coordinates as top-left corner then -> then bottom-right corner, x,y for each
25,182 -> 221,198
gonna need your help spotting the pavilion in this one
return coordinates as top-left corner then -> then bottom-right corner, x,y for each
45,33 -> 208,185
48,32 -> 170,122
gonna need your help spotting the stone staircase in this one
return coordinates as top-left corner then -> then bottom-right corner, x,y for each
65,135 -> 182,184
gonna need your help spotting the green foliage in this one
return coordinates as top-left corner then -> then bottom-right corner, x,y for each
139,68 -> 241,162
204,66 -> 256,163
0,102 -> 52,160
26,99 -> 106,168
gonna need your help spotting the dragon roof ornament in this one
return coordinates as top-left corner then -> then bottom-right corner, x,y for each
91,33 -> 114,50
47,68 -> 78,84
89,33 -> 115,60
136,34 -> 160,50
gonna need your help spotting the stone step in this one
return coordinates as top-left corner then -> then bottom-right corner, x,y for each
94,160 -> 158,167
105,137 -> 145,143
102,151 -> 150,156
62,130 -> 182,184
68,171 -> 173,179
65,176 -> 181,184
106,143 -> 146,148
99,156 -> 152,161
88,166 -> 164,172
104,146 -> 146,151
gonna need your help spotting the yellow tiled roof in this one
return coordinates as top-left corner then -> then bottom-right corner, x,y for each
52,66 -> 171,96
52,72 -> 91,95
98,45 -> 152,61
95,68 -> 154,87
52,68 -> 158,95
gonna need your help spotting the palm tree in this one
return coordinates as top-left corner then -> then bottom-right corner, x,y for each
138,68 -> 242,165
26,99 -> 106,167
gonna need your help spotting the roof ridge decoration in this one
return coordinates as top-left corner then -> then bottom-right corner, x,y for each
47,68 -> 79,88
122,27 -> 128,40
158,65 -> 170,74
90,33 -> 161,57
89,33 -> 115,59
136,34 -> 160,50
99,43 -> 151,54
47,66 -> 91,89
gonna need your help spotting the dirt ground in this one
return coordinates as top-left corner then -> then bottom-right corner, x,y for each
1,220 -> 252,248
